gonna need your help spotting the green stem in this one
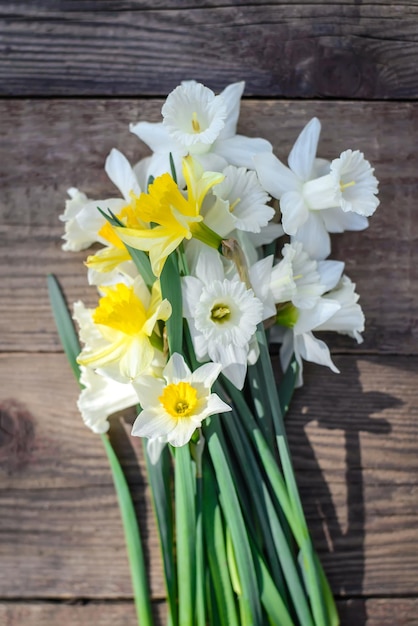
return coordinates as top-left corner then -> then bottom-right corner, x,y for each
255,326 -> 332,626
101,434 -> 154,626
175,445 -> 196,626
206,417 -> 263,626
144,443 -> 177,626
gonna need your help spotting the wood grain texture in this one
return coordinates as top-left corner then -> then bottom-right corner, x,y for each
1,2 -> 418,98
1,353 -> 417,601
1,598 -> 418,626
1,98 -> 417,354
0,601 -> 166,626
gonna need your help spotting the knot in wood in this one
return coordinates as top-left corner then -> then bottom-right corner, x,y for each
0,399 -> 35,472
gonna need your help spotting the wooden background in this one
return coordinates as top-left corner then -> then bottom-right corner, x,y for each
1,2 -> 418,625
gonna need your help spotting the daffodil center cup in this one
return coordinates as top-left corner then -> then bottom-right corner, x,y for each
210,303 -> 231,323
93,284 -> 148,336
159,382 -> 198,418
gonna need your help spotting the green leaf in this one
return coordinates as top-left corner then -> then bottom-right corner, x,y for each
175,445 -> 196,626
160,252 -> 183,356
255,326 -> 331,626
252,546 -> 295,626
102,434 -> 154,626
144,443 -> 178,626
206,417 -> 263,626
126,244 -> 155,287
47,274 -> 81,381
169,152 -> 178,184
97,207 -> 155,287
222,403 -> 315,626
202,461 -> 239,626
278,355 -> 298,417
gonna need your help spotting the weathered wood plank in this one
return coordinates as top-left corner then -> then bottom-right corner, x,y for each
1,353 -> 418,599
1,2 -> 418,98
0,601 -> 166,626
1,598 -> 418,626
287,356 -> 418,596
1,99 -> 417,353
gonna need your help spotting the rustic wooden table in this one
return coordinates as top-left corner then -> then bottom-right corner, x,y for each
1,2 -> 418,625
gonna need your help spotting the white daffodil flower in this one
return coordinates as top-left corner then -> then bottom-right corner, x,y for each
271,242 -> 345,385
182,245 -> 268,389
60,148 -> 141,252
254,118 -> 379,259
272,242 -> 344,310
77,366 -> 138,434
202,165 -> 274,237
131,353 -> 231,449
314,275 -> 365,342
130,81 -> 272,184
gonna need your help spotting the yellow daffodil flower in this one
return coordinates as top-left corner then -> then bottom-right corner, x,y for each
85,199 -> 148,275
76,278 -> 171,381
115,156 -> 224,277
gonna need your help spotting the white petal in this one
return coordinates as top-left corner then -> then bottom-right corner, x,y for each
190,361 -> 222,389
130,121 -> 181,154
60,188 -> 88,220
296,332 -> 339,373
182,276 -> 204,318
203,197 -> 236,237
132,375 -> 165,409
164,353 -> 191,384
168,422 -> 198,447
291,212 -> 331,260
133,155 -> 153,190
254,152 -> 300,197
194,245 -> 226,283
105,148 -> 141,201
132,408 -> 176,439
247,223 -> 284,247
249,255 -> 277,319
208,343 -> 248,390
205,393 -> 232,415
119,336 -> 155,381
315,275 -> 365,341
217,81 -> 245,139
288,118 -> 321,181
321,207 -> 369,233
77,198 -> 125,242
215,135 -> 272,170
77,367 -> 137,434
295,299 -> 341,334
280,191 -> 310,235
317,260 -> 345,292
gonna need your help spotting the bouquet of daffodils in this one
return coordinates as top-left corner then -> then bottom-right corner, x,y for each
50,81 -> 379,626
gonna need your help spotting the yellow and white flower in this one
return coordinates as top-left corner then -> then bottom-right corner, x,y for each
60,148 -> 141,252
131,353 -> 231,448
75,276 -> 171,382
115,156 -> 224,277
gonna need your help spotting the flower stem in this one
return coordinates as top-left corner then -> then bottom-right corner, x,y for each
101,434 -> 154,626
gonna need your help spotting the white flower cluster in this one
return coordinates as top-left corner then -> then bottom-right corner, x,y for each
61,80 -> 379,446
